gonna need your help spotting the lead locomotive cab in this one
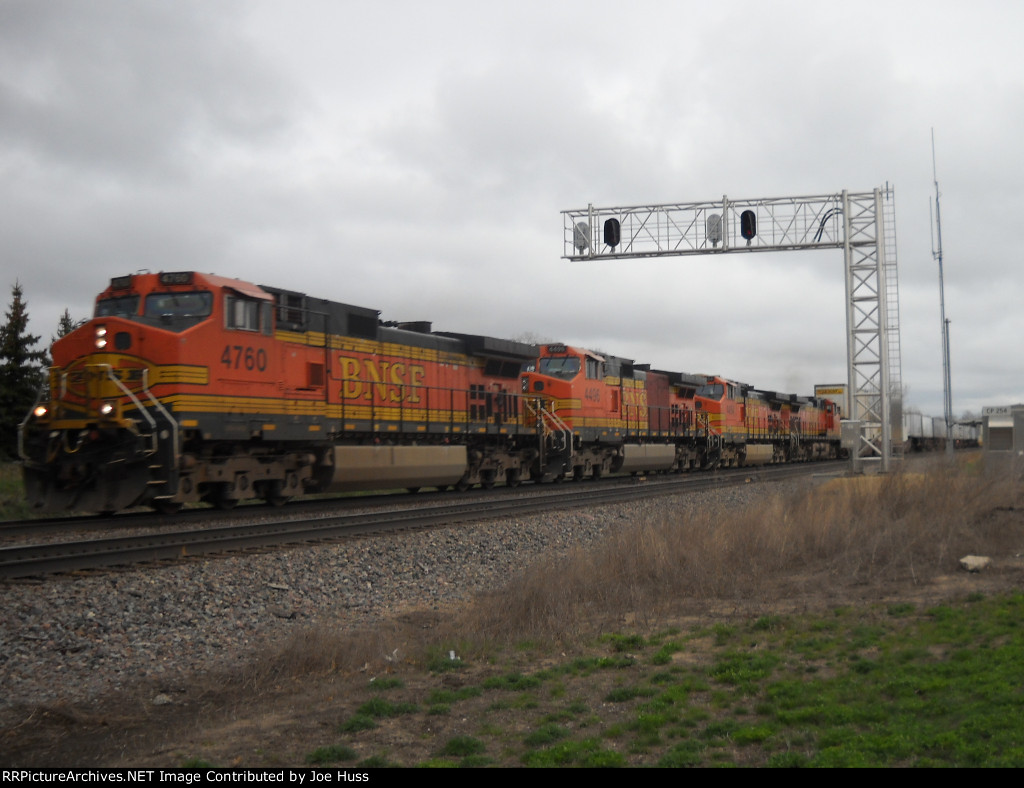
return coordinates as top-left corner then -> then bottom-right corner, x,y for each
20,271 -> 296,513
20,271 -> 544,512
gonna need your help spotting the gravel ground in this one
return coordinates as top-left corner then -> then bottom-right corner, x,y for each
0,485 -> 766,725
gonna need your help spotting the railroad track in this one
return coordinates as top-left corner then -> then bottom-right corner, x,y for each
0,462 -> 845,579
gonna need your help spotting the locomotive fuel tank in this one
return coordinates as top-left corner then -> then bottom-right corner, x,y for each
615,444 -> 677,474
322,445 -> 468,492
741,444 -> 775,465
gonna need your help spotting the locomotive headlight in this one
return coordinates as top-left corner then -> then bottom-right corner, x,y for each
95,326 -> 108,349
98,401 -> 116,417
33,405 -> 48,419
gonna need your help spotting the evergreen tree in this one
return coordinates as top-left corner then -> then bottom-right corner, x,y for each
54,307 -> 85,341
0,282 -> 48,459
45,308 -> 84,368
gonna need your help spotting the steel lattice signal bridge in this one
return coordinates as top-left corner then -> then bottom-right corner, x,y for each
562,188 -> 902,472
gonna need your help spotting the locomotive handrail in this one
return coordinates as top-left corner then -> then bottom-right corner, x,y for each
524,397 -> 574,463
95,364 -> 160,458
138,367 -> 180,471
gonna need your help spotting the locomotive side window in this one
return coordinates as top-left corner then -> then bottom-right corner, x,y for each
226,295 -> 260,332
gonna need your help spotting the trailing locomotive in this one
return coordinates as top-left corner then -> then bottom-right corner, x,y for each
520,344 -> 841,482
19,272 -> 841,513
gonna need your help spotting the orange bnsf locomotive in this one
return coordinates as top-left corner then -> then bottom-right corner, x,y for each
20,272 -> 539,512
20,272 -> 841,513
520,345 -> 842,482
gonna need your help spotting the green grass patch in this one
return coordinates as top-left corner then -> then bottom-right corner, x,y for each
482,671 -> 542,691
425,648 -> 467,673
651,640 -> 684,665
521,738 -> 626,767
337,715 -> 377,733
438,735 -> 487,757
354,697 -> 418,718
604,685 -> 657,703
604,633 -> 647,652
426,686 -> 482,704
368,677 -> 404,691
323,591 -> 1024,767
523,723 -> 570,747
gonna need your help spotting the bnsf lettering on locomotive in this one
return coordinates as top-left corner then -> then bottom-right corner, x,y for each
69,367 -> 145,385
339,356 -> 425,403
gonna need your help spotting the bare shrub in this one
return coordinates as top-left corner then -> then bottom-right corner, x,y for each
240,621 -> 416,690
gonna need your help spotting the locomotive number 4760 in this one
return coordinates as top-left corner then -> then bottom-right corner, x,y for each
221,344 -> 268,372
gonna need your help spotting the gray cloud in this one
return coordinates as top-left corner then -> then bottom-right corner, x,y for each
2,0 -> 1022,419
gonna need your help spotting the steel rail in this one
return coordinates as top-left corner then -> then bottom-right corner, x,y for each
0,462 -> 844,579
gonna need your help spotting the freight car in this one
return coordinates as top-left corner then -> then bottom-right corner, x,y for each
19,272 -> 841,513
901,412 -> 980,451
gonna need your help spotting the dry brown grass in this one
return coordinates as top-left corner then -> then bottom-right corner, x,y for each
247,456 -> 1023,685
455,457 -> 1022,645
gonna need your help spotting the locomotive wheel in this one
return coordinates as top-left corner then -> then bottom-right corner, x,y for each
262,480 -> 291,507
152,500 -> 183,515
455,477 -> 472,492
505,469 -> 521,488
480,470 -> 496,490
210,484 -> 238,510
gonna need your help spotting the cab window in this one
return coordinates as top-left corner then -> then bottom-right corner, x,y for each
143,291 -> 213,332
696,382 -> 724,400
538,356 -> 581,379
95,295 -> 140,318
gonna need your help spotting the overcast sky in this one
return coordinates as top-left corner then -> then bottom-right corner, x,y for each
2,0 -> 1021,418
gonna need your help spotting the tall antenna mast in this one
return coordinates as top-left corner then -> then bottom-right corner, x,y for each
931,129 -> 954,455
